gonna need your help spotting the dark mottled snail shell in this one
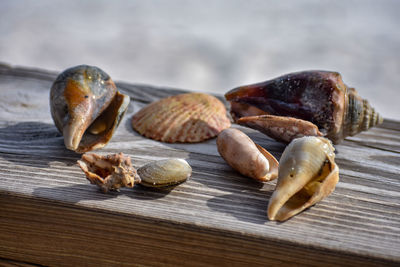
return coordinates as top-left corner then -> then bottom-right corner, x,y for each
50,65 -> 130,153
225,71 -> 383,144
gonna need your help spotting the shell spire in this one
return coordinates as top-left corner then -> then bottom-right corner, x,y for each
343,87 -> 383,139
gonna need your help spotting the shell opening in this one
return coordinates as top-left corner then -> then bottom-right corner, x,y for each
77,92 -> 130,153
278,159 -> 331,213
80,155 -> 113,179
255,143 -> 279,181
268,144 -> 339,222
77,153 -> 140,193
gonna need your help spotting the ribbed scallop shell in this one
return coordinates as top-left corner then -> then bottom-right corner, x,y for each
131,93 -> 231,143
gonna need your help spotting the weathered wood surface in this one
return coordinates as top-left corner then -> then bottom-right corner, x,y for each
0,63 -> 399,266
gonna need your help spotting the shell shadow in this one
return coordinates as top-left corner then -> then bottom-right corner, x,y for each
123,112 -> 141,137
206,189 -> 273,225
127,185 -> 172,199
0,121 -> 80,168
32,183 -> 170,204
156,127 -> 285,225
33,184 -> 119,203
122,119 -> 289,223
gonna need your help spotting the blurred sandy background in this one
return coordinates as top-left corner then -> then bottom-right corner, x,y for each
0,0 -> 399,119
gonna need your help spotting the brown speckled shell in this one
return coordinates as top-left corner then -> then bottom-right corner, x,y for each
131,93 -> 231,143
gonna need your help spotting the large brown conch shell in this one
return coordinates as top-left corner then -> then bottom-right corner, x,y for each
225,71 -> 383,144
131,93 -> 231,143
50,65 -> 130,153
268,136 -> 339,221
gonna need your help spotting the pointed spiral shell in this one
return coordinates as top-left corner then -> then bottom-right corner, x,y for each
225,71 -> 383,144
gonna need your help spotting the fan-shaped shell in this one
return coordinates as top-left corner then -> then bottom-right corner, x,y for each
131,93 -> 231,143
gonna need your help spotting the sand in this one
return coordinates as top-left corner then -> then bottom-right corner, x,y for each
0,0 -> 398,119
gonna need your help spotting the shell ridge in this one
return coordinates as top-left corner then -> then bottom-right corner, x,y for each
132,93 -> 230,143
163,100 -> 205,142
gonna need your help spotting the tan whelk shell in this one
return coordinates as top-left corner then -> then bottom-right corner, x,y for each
268,136 -> 339,221
217,128 -> 279,182
137,158 -> 192,188
131,93 -> 231,143
77,153 -> 141,193
50,65 -> 130,153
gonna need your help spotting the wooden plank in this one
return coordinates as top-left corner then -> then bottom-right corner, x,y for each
0,258 -> 40,267
0,63 -> 399,266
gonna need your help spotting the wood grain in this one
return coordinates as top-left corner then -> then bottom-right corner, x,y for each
0,63 -> 399,266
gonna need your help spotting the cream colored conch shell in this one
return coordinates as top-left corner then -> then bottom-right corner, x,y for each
268,136 -> 339,221
217,128 -> 279,182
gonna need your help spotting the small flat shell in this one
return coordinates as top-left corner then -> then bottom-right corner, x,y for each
77,153 -> 141,193
131,93 -> 231,143
137,158 -> 192,188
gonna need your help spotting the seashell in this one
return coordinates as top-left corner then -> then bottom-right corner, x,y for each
77,153 -> 141,193
237,115 -> 323,144
137,158 -> 192,188
131,93 -> 231,143
50,65 -> 130,153
217,128 -> 278,182
225,71 -> 383,144
267,136 -> 339,221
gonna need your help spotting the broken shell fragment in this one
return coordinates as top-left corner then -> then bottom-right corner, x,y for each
237,115 -> 323,143
217,128 -> 279,182
137,158 -> 192,188
268,136 -> 339,221
77,153 -> 140,193
131,93 -> 231,143
50,65 -> 130,153
225,71 -> 383,144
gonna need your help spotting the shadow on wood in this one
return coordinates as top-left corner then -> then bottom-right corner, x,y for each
0,121 -> 79,167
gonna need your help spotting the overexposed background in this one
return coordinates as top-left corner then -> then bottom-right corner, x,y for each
1,0 -> 399,119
